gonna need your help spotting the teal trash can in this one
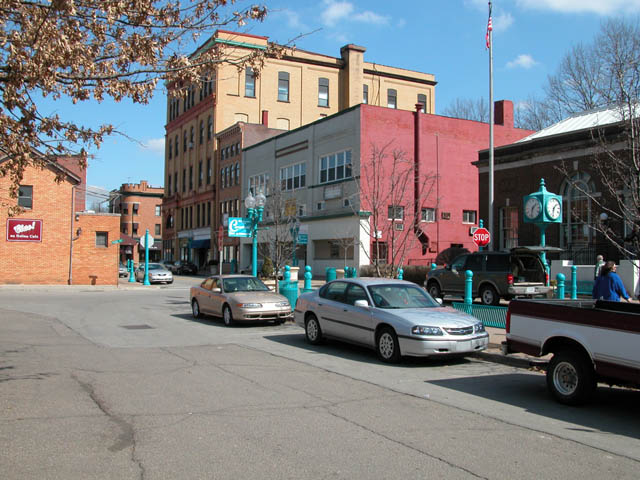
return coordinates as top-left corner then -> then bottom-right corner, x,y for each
279,280 -> 299,310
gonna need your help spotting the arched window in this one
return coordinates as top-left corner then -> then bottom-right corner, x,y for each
560,173 -> 597,247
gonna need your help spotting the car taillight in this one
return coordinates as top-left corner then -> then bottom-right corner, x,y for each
507,273 -> 514,285
505,309 -> 511,333
545,272 -> 549,285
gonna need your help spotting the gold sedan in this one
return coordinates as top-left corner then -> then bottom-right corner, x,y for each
190,275 -> 293,326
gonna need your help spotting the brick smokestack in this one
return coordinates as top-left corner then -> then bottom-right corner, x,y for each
494,100 -> 513,128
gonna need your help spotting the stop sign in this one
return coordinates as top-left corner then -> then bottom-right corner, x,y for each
472,227 -> 491,247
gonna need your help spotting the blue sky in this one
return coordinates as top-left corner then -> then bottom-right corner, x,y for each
50,0 -> 640,195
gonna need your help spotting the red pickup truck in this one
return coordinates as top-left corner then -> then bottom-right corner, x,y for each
503,298 -> 640,405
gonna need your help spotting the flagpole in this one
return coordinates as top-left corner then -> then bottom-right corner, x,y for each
488,1 -> 494,251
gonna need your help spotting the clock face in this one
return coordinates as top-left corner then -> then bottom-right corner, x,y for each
525,197 -> 541,219
546,198 -> 561,220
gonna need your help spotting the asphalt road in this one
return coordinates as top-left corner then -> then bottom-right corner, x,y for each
1,280 -> 639,479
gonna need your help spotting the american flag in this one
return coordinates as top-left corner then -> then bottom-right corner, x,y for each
486,16 -> 492,49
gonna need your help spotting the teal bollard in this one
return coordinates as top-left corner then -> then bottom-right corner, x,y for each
431,263 -> 437,271
326,267 -> 336,282
464,270 -> 473,305
571,265 -> 577,299
398,268 -> 403,280
284,265 -> 291,282
128,259 -> 135,283
303,265 -> 313,293
556,273 -> 565,299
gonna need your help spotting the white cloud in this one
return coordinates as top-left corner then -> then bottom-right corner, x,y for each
516,0 -> 640,14
321,0 -> 353,26
494,12 -> 514,32
277,9 -> 307,30
142,138 -> 165,154
321,0 -> 389,27
507,54 -> 538,69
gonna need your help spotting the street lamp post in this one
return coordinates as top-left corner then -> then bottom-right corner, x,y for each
291,220 -> 300,267
245,191 -> 266,277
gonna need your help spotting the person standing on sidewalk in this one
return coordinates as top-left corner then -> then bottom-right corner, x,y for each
594,254 -> 605,280
592,261 -> 630,302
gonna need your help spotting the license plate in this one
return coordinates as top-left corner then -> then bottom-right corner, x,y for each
526,287 -> 535,294
455,340 -> 472,352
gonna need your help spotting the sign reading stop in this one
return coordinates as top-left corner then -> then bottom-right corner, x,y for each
472,227 -> 491,247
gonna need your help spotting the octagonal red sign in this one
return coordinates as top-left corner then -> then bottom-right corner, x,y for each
472,227 -> 491,247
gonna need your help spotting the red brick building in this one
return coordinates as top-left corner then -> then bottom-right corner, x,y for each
110,180 -> 163,263
0,156 -> 120,285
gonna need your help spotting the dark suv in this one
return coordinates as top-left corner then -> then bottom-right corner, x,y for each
171,260 -> 198,275
425,248 -> 551,305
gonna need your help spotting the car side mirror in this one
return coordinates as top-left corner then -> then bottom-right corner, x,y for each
211,287 -> 221,293
354,299 -> 369,308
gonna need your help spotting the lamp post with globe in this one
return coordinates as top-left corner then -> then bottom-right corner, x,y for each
245,191 -> 266,277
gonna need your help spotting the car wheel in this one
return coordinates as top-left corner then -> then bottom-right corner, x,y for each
377,326 -> 400,363
304,314 -> 323,345
546,349 -> 596,405
223,305 -> 235,327
192,299 -> 202,319
480,285 -> 500,306
427,281 -> 442,299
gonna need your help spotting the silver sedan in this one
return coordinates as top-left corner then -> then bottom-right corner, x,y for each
294,277 -> 489,363
190,275 -> 292,326
135,263 -> 173,284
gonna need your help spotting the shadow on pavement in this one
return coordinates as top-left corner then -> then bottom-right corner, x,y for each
429,373 -> 640,439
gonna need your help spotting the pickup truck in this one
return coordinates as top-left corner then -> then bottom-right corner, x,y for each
503,299 -> 640,405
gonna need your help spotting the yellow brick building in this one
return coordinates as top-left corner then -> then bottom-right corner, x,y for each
162,30 -> 437,267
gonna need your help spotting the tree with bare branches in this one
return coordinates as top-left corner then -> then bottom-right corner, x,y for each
355,141 -> 437,278
0,0 -> 277,214
441,97 -> 489,123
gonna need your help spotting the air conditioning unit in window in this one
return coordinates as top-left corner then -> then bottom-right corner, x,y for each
316,202 -> 325,211
188,142 -> 194,149
394,223 -> 404,231
343,198 -> 351,207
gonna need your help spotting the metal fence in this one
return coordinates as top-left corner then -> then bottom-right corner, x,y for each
452,302 -> 508,329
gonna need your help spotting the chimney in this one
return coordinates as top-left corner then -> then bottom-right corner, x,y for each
340,44 -> 366,108
494,100 -> 513,127
261,110 -> 269,126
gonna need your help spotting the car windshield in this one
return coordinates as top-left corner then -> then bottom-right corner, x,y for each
222,277 -> 270,293
147,264 -> 165,271
367,284 -> 439,309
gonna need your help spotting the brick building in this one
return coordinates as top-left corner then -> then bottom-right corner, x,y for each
1,155 -> 120,285
110,180 -> 163,263
163,30 -> 438,266
475,107 -> 628,263
240,101 -> 533,273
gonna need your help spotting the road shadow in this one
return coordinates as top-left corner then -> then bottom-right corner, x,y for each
170,313 -> 287,329
264,332 -> 476,368
428,373 -> 640,439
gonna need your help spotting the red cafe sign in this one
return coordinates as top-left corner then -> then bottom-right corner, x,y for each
6,219 -> 43,242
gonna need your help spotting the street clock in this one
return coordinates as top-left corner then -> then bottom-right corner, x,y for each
523,179 -> 562,224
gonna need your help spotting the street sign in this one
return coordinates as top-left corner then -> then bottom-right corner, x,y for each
228,217 -> 252,237
472,228 -> 491,247
139,234 -> 154,248
111,239 -> 123,244
297,234 -> 308,244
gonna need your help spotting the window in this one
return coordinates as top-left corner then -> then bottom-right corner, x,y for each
561,173 -> 596,246
189,126 -> 194,147
248,173 -> 269,196
220,168 -> 225,188
121,224 -> 128,234
500,206 -> 519,250
122,205 -> 128,215
95,232 -> 108,247
387,89 -> 397,109
199,160 -> 203,187
199,120 -> 204,144
388,205 -> 404,220
235,163 -> 240,185
174,135 -> 178,156
18,185 -> 32,209
245,67 -> 256,97
183,131 -> 187,152
182,169 -> 186,192
166,215 -> 173,229
207,115 -> 213,140
280,162 -> 306,191
462,210 -> 477,224
168,175 -> 172,195
319,150 -> 352,183
155,205 -> 161,216
207,202 -> 211,226
278,71 -> 289,102
363,84 -> 368,104
174,173 -> 178,194
318,78 -> 329,107
371,241 -> 388,264
132,203 -> 139,215
189,166 -> 193,191
155,224 -> 161,236
206,157 -> 211,184
168,139 -> 172,159
196,204 -> 200,227
417,94 -> 427,113
421,207 -> 435,222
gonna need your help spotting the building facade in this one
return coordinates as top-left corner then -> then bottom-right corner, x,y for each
109,180 -> 163,263
1,156 -> 120,285
240,102 -> 533,274
475,107 -> 629,263
162,30 -> 438,267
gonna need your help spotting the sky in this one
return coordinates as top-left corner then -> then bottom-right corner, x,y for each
45,0 -> 640,198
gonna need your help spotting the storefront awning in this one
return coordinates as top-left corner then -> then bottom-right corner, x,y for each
120,234 -> 137,246
190,239 -> 210,249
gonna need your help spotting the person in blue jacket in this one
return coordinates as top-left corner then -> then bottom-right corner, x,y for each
592,261 -> 630,302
